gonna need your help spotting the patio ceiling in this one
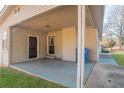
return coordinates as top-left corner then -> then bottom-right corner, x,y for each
16,6 -> 77,32
15,6 -> 93,32
88,5 -> 105,38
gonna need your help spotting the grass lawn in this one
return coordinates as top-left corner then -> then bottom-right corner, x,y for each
112,54 -> 124,66
0,67 -> 65,88
112,50 -> 124,54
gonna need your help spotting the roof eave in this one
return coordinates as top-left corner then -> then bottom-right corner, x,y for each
0,5 -> 16,26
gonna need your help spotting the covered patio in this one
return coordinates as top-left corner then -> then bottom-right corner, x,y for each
8,5 -> 104,88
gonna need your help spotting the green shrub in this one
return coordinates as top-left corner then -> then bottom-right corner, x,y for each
101,50 -> 110,53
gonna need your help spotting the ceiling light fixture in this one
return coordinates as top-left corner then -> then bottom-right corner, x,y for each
45,25 -> 51,28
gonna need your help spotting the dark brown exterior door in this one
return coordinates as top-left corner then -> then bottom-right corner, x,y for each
29,36 -> 37,59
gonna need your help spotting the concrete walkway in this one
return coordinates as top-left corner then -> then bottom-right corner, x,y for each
84,63 -> 95,84
99,53 -> 118,65
85,63 -> 124,88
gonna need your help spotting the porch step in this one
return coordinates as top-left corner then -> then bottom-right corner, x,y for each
45,55 -> 56,59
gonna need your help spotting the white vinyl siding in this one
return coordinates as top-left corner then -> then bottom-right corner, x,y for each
11,27 -> 47,63
0,30 -> 9,65
0,31 -> 3,64
62,27 -> 77,62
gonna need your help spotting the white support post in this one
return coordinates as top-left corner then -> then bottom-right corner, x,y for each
97,31 -> 100,62
77,5 -> 85,88
8,27 -> 12,66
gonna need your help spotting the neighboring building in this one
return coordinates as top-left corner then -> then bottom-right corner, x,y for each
0,5 -> 104,87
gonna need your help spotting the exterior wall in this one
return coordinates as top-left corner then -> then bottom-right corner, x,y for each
0,31 -> 2,64
0,5 -> 59,65
12,26 -> 77,63
0,28 -> 9,65
40,32 -> 47,58
62,27 -> 77,62
0,5 -> 59,28
0,5 -> 101,65
46,26 -> 77,62
2,25 -> 98,64
48,30 -> 62,59
11,27 -> 47,63
85,26 -> 98,62
0,26 -> 98,64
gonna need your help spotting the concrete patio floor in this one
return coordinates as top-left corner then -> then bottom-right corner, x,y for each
85,63 -> 124,88
11,58 -> 95,88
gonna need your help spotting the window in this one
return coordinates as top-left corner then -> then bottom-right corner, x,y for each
49,36 -> 54,46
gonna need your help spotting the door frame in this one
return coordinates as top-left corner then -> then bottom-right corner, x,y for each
28,35 -> 39,60
47,35 -> 55,56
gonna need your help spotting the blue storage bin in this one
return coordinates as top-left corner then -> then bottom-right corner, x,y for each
85,48 -> 89,64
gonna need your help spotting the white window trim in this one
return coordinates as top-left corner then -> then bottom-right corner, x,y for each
47,34 -> 55,56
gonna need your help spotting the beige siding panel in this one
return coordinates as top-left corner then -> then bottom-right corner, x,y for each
3,49 -> 9,65
40,32 -> 47,58
12,26 -> 77,63
12,27 -> 47,63
85,26 -> 98,62
1,5 -> 59,28
55,31 -> 62,58
0,31 -> 2,64
48,30 -> 62,59
0,29 -> 9,65
62,27 -> 77,62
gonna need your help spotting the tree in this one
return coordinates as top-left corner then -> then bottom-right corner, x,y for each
122,34 -> 124,45
102,37 -> 110,48
109,39 -> 116,51
103,6 -> 124,50
102,37 -> 116,52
